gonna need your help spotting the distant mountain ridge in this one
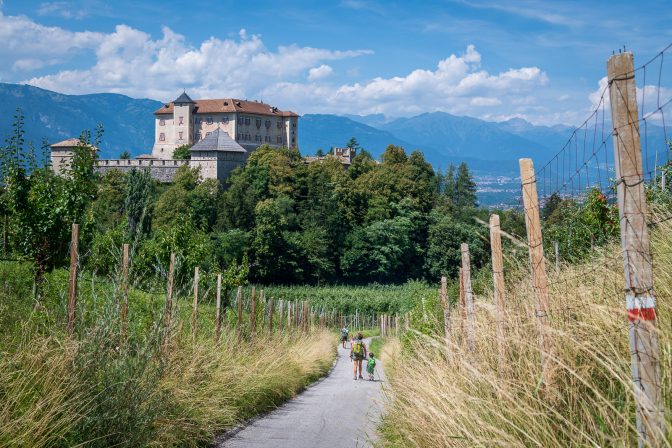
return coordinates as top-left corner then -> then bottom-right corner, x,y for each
0,82 -> 582,176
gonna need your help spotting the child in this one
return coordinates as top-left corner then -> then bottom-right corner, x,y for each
366,352 -> 376,381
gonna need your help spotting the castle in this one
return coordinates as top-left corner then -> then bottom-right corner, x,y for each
51,92 -> 299,183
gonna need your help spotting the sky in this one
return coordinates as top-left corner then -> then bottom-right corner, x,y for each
0,0 -> 671,126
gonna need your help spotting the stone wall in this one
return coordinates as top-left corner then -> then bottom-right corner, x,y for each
94,159 -> 189,183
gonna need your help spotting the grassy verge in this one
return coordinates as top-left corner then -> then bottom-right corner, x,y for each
380,218 -> 672,447
0,266 -> 336,447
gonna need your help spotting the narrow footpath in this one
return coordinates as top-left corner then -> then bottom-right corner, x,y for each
217,338 -> 385,448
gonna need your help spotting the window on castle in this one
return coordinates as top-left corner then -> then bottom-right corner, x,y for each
238,117 -> 244,125
179,116 -> 184,125
276,136 -> 282,144
292,122 -> 296,128
159,119 -> 165,126
265,120 -> 271,129
255,119 -> 262,128
159,133 -> 165,141
179,131 -> 183,140
277,121 -> 282,129
206,117 -> 213,124
222,116 -> 229,123
256,135 -> 261,142
244,117 -> 250,125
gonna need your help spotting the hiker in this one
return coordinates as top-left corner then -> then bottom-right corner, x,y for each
341,326 -> 349,348
350,332 -> 367,380
366,352 -> 376,381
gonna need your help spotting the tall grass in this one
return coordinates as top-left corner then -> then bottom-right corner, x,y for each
380,218 -> 672,447
0,265 -> 336,447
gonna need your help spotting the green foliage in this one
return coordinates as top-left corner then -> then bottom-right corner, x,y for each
172,143 -> 192,159
119,150 -> 131,159
424,213 -> 487,279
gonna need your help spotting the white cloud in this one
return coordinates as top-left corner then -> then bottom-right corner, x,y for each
308,64 -> 333,81
0,10 -> 103,73
20,20 -> 371,101
37,2 -> 87,20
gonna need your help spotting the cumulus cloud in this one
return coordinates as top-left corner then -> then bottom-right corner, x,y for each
308,64 -> 333,81
0,10 -> 103,73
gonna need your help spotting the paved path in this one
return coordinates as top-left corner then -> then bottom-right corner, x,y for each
217,338 -> 385,448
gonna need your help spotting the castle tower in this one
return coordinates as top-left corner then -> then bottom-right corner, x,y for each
172,91 -> 194,148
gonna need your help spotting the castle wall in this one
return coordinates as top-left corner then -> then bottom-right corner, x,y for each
94,159 -> 189,183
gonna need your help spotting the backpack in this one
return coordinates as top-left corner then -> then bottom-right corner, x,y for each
352,340 -> 363,355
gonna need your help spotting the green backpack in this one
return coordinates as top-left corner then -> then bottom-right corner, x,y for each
352,340 -> 363,356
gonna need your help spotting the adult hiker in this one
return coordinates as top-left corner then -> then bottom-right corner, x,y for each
350,332 -> 367,380
340,326 -> 349,348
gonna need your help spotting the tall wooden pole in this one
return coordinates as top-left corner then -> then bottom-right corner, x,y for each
191,266 -> 199,340
250,286 -> 257,340
236,286 -> 243,343
554,241 -> 560,272
66,223 -> 79,337
278,300 -> 284,334
268,296 -> 275,336
520,158 -> 553,386
490,214 -> 507,375
440,276 -> 451,357
608,51 -> 664,445
459,267 -> 466,348
215,274 -> 222,343
121,243 -> 130,340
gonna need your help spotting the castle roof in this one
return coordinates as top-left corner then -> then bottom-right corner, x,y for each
191,129 -> 246,153
173,91 -> 194,104
155,96 -> 298,117
50,138 -> 80,148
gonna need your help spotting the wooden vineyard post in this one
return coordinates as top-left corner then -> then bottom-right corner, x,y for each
192,267 -> 199,340
236,286 -> 243,342
250,286 -> 256,341
164,253 -> 175,330
66,223 -> 79,337
120,243 -> 130,340
459,268 -> 466,348
268,296 -> 275,336
490,214 -> 507,375
395,314 -> 399,337
461,244 -> 476,353
608,51 -> 664,445
520,158 -> 553,386
287,301 -> 292,331
554,241 -> 560,272
278,300 -> 284,334
440,276 -> 452,358
303,301 -> 309,333
215,274 -> 222,343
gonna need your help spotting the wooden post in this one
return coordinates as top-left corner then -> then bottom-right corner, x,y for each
66,223 -> 79,337
164,253 -> 175,330
490,214 -> 507,375
215,274 -> 222,343
554,241 -> 559,272
303,301 -> 309,333
236,286 -> 243,342
268,296 -> 275,336
459,267 -> 466,348
278,300 -> 284,334
608,51 -> 664,445
439,276 -> 452,357
250,286 -> 256,340
520,158 -> 553,385
191,266 -> 199,340
120,243 -> 130,340
461,244 -> 476,352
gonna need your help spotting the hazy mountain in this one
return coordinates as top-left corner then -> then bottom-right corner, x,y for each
0,83 -> 161,159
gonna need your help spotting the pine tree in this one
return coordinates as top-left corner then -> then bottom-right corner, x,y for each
454,162 -> 477,209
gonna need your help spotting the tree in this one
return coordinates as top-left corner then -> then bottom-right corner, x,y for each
173,144 -> 192,160
424,213 -> 487,279
346,137 -> 362,152
453,162 -> 477,210
119,151 -> 131,159
315,148 -> 325,157
125,168 -> 154,241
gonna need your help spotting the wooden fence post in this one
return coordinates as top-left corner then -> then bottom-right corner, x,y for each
439,276 -> 452,357
191,267 -> 199,340
608,51 -> 664,444
554,241 -> 560,272
250,286 -> 256,341
490,214 -> 507,375
215,273 -> 222,343
461,244 -> 476,353
520,158 -> 553,386
164,253 -> 175,330
303,301 -> 309,333
236,286 -> 243,343
268,296 -> 275,336
66,223 -> 79,337
278,300 -> 284,334
121,243 -> 130,340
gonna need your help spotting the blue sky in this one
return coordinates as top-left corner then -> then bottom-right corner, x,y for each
0,0 -> 671,125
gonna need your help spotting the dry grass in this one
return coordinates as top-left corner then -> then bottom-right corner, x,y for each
380,219 -> 672,447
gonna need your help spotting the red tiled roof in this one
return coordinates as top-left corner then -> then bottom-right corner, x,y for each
154,98 -> 298,117
50,138 -> 80,148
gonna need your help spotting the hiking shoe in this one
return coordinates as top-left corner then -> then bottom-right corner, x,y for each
353,376 -> 357,380
359,375 -> 363,379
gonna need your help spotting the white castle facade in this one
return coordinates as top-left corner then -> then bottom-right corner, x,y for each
51,92 -> 299,183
